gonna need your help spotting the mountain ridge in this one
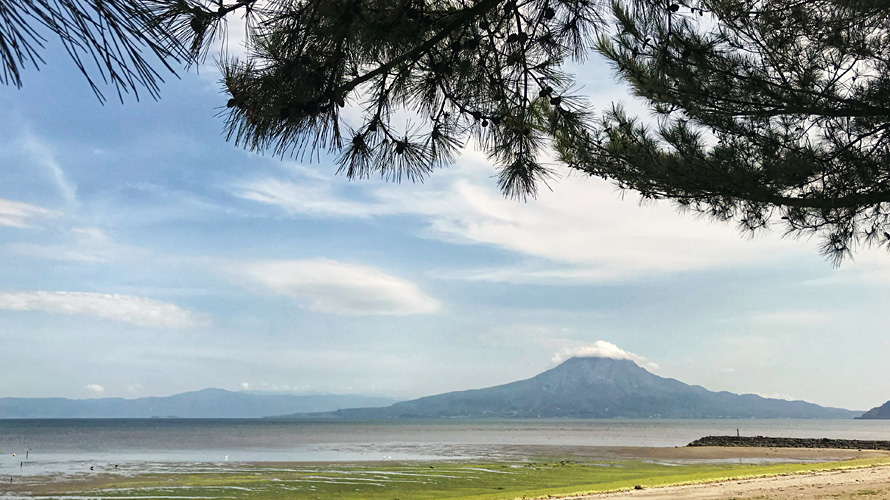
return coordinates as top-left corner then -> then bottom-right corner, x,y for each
0,389 -> 400,418
282,357 -> 858,419
857,400 -> 890,419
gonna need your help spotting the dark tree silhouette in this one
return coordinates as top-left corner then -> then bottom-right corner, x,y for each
0,0 -> 190,102
586,0 -> 890,263
209,0 -> 603,200
6,0 -> 890,262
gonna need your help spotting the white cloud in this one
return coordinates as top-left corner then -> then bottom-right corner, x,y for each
0,198 -> 59,228
237,259 -> 441,315
391,174 -> 803,281
232,178 -> 396,218
801,246 -> 890,286
233,153 -> 811,282
552,340 -> 659,370
240,382 -> 250,391
8,226 -> 134,262
85,384 -> 105,394
0,291 -> 209,328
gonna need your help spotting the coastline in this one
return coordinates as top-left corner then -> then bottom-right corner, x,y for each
501,444 -> 890,462
2,444 -> 889,499
570,461 -> 890,499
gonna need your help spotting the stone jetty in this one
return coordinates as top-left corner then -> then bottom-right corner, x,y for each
688,436 -> 890,450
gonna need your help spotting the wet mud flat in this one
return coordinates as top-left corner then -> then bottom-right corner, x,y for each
1,446 -> 888,500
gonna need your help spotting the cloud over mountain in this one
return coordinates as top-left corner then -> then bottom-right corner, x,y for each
85,384 -> 105,394
552,340 -> 659,370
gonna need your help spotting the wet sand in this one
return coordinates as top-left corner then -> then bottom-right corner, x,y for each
134,446 -> 890,500
2,445 -> 888,499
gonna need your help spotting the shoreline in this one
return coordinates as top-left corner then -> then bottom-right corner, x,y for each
2,445 -> 889,499
256,448 -> 890,500
568,461 -> 890,499
480,444 -> 890,462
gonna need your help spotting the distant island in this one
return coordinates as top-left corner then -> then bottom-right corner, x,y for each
0,389 -> 400,419
857,400 -> 890,419
3,358 -> 866,419
279,357 -> 860,419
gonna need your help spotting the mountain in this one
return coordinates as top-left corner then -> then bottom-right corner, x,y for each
857,400 -> 890,419
0,389 -> 400,418
288,357 -> 858,419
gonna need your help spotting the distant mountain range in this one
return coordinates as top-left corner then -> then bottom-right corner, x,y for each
857,400 -> 890,419
0,389 -> 400,418
282,357 -> 860,419
4,358 -> 864,419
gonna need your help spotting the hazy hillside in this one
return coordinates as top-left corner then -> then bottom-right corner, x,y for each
286,357 -> 859,419
857,400 -> 890,419
0,389 -> 400,418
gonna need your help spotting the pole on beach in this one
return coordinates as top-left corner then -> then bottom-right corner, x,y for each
737,428 -> 740,437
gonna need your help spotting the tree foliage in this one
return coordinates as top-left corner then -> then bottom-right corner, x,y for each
6,0 -> 890,262
205,0 -> 603,200
0,0 -> 189,102
192,0 -> 890,262
584,0 -> 890,263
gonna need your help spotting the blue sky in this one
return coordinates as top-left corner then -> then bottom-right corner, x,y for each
1,34 -> 889,411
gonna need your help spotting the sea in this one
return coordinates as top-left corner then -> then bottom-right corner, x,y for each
1,418 -> 889,477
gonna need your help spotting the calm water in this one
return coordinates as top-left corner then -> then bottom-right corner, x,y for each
1,418 -> 889,476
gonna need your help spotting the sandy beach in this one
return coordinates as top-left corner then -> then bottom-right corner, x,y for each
563,447 -> 890,500
571,465 -> 890,499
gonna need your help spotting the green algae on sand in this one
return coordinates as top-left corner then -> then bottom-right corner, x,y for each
6,457 -> 890,500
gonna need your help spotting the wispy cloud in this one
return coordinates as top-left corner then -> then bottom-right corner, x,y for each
0,198 -> 59,228
8,226 -> 134,262
232,158 -> 808,282
552,340 -> 659,370
232,177 -> 396,218
389,175 -> 801,280
236,259 -> 441,315
800,246 -> 890,286
0,291 -> 209,328
19,133 -> 78,207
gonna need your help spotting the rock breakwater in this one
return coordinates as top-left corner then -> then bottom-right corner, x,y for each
688,436 -> 890,450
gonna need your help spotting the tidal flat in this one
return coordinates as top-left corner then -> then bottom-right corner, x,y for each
3,450 -> 889,500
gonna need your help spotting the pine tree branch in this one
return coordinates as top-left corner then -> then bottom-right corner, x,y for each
331,0 -> 504,97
